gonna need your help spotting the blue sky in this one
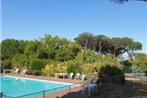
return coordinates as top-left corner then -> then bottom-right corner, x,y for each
2,0 -> 147,53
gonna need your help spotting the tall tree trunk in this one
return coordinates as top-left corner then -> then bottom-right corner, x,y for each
126,50 -> 133,61
113,47 -> 117,57
84,40 -> 88,49
98,42 -> 102,53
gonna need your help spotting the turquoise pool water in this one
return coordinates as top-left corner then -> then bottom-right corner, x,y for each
0,76 -> 71,97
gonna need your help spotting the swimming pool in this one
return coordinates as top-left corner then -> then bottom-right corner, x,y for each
0,76 -> 72,98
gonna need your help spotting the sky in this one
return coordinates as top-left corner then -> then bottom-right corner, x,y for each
1,0 -> 147,53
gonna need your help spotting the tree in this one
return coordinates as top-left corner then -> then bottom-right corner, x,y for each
111,0 -> 147,3
12,54 -> 29,68
75,33 -> 142,60
1,39 -> 27,60
94,35 -> 109,53
41,34 -> 70,59
74,32 -> 95,50
55,43 -> 81,61
24,40 -> 41,58
110,37 -> 126,57
134,53 -> 147,61
83,50 -> 102,63
121,37 -> 142,61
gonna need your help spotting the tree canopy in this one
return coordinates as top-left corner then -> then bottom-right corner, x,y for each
74,32 -> 142,60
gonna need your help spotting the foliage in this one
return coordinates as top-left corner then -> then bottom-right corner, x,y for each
0,33 -> 144,78
42,63 -> 67,76
111,0 -> 128,4
1,59 -> 12,69
94,35 -> 110,53
75,50 -> 103,63
55,43 -> 81,61
83,50 -> 102,63
30,59 -> 45,72
98,65 -> 125,83
120,66 -> 132,73
111,0 -> 147,3
24,40 -> 41,58
120,60 -> 132,67
132,53 -> 147,75
102,54 -> 121,67
41,34 -> 71,59
74,32 -> 94,50
75,32 -> 142,60
1,39 -> 27,60
42,59 -> 82,76
80,64 -> 96,75
65,60 -> 82,74
12,54 -> 29,69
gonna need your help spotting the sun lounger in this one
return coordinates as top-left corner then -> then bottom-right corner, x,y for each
13,68 -> 20,74
75,73 -> 81,80
20,69 -> 27,76
68,73 -> 74,79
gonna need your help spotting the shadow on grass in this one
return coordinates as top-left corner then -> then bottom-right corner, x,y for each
55,78 -> 147,98
55,90 -> 91,98
97,79 -> 147,98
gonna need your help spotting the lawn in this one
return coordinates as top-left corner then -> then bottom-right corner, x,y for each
96,78 -> 147,98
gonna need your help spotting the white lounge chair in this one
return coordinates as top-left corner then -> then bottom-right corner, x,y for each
68,73 -> 74,79
13,68 -> 20,74
81,74 -> 85,81
75,73 -> 81,80
20,69 -> 27,76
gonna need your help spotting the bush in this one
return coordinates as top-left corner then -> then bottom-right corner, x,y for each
120,66 -> 132,73
42,63 -> 67,76
1,59 -> 12,72
144,70 -> 147,76
98,65 -> 125,83
66,60 -> 81,74
80,64 -> 95,75
132,53 -> 147,76
12,54 -> 29,69
120,60 -> 132,67
30,59 -> 45,72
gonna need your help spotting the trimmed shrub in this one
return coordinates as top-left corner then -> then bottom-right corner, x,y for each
98,65 -> 125,83
30,59 -> 45,72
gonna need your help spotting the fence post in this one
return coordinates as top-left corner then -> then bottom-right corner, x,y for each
43,91 -> 45,98
0,92 -> 3,98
